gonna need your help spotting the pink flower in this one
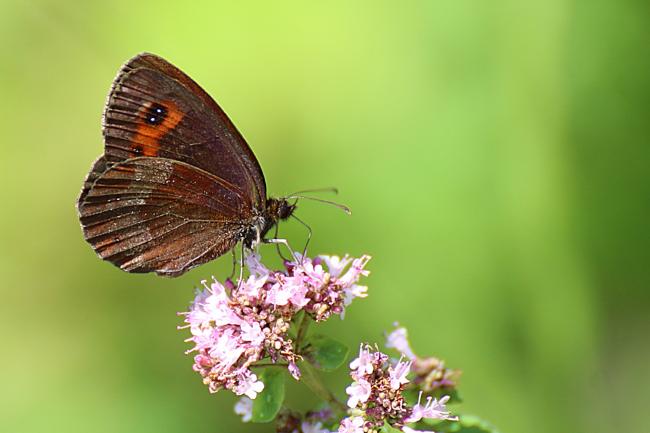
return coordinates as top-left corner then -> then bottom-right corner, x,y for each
386,324 -> 460,392
179,251 -> 371,398
338,416 -> 364,433
240,321 -> 265,346
245,252 -> 270,276
388,358 -> 412,390
235,372 -> 265,399
385,324 -> 416,360
341,346 -> 456,431
288,282 -> 310,307
320,255 -> 352,278
234,397 -> 253,422
401,427 -> 428,433
301,420 -> 332,433
266,281 -> 293,306
180,272 -> 288,397
295,254 -> 372,321
337,256 -> 371,287
208,329 -> 244,369
404,392 -> 457,423
346,377 -> 372,408
288,361 -> 301,380
237,274 -> 268,300
300,259 -> 329,288
343,284 -> 368,307
349,344 -> 374,377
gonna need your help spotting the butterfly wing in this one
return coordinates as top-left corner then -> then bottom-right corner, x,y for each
79,157 -> 250,276
100,52 -> 266,209
78,53 -> 268,276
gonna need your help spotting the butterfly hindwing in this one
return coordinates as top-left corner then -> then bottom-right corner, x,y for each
79,157 -> 249,276
79,155 -> 107,204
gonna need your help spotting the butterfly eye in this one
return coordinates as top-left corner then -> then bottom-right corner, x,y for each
145,104 -> 167,125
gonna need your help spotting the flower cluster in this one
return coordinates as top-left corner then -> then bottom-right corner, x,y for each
236,401 -> 336,433
282,254 -> 371,321
341,345 -> 456,433
386,325 -> 461,393
272,409 -> 335,433
179,253 -> 371,398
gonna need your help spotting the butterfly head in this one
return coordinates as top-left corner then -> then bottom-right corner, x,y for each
266,197 -> 297,223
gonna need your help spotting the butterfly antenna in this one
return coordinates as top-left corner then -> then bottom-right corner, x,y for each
288,187 -> 339,196
286,195 -> 352,215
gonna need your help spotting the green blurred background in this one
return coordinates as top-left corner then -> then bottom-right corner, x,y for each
1,1 -> 648,432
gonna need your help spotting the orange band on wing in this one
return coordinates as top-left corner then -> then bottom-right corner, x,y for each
133,100 -> 185,156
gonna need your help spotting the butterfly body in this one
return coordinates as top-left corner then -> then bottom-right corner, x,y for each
77,53 -> 295,277
247,197 -> 296,246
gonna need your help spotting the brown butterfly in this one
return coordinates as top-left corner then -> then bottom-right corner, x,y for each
77,53 -> 298,277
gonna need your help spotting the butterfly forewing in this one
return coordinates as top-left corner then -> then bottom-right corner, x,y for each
102,55 -> 266,209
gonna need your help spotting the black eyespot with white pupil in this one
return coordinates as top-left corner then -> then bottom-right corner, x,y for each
145,104 -> 167,125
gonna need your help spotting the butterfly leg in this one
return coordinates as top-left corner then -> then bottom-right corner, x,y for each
227,249 -> 237,280
236,242 -> 245,289
272,223 -> 291,262
290,214 -> 312,264
264,238 -> 299,263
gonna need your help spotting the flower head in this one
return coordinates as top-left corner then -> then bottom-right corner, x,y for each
343,345 -> 410,429
179,252 -> 371,397
385,324 -> 461,393
350,343 -> 375,376
296,254 -> 372,321
338,416 -> 364,433
404,393 -> 457,423
339,345 -> 456,433
234,397 -> 253,422
346,377 -> 372,408
388,357 -> 412,390
235,372 -> 265,399
385,324 -> 416,360
411,357 -> 460,393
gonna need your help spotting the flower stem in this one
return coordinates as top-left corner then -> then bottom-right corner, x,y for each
300,361 -> 347,413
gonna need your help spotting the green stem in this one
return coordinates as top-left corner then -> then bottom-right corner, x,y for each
300,361 -> 347,413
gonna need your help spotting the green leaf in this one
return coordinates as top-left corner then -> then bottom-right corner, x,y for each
304,334 -> 349,371
251,369 -> 285,423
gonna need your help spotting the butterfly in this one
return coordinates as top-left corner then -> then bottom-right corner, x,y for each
77,53 -> 298,277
